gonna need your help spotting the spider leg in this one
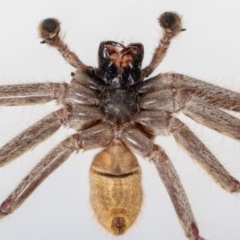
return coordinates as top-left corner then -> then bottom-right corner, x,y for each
142,12 -> 184,78
0,76 -> 104,166
176,73 -> 240,111
183,97 -> 240,140
134,110 -> 240,193
170,117 -> 240,193
0,82 -> 68,106
121,124 -> 204,240
140,72 -> 240,111
38,18 -> 88,71
0,108 -> 68,166
0,136 -> 74,218
0,122 -> 114,218
138,73 -> 240,139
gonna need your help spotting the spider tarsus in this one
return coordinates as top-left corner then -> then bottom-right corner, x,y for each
38,18 -> 60,40
229,176 -> 240,192
0,196 -> 13,215
159,12 -> 182,35
187,222 -> 200,240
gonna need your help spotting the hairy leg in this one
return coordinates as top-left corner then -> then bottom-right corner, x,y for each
138,73 -> 240,140
134,110 -> 240,193
139,72 -> 240,111
0,122 -> 114,218
0,82 -> 68,106
183,97 -> 240,140
0,108 -> 68,166
170,117 -> 240,192
0,136 -> 74,218
120,124 -> 204,240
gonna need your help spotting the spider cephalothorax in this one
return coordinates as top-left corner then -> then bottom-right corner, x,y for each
0,11 -> 240,240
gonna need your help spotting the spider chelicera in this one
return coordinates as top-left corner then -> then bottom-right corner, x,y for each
0,11 -> 240,240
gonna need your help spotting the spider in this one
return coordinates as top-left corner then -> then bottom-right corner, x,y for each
0,11 -> 240,240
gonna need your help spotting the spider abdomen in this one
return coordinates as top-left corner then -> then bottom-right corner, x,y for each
90,141 -> 143,235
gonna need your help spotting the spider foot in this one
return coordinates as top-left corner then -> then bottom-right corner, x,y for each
186,222 -> 204,240
0,196 -> 13,219
158,12 -> 184,36
39,18 -> 60,44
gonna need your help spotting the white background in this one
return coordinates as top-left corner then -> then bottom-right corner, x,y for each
0,0 -> 240,240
